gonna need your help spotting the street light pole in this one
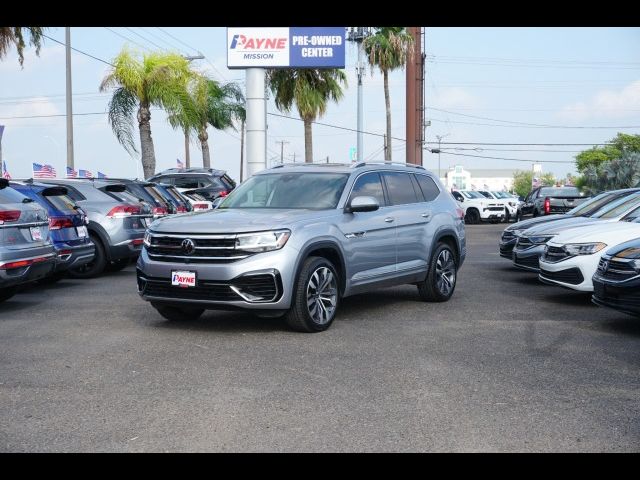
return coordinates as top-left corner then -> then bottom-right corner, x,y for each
347,27 -> 372,164
435,133 -> 450,180
65,27 -> 74,171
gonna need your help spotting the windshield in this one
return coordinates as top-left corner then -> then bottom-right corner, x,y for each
594,193 -> 640,219
219,173 -> 349,210
461,191 -> 484,199
539,187 -> 581,197
478,191 -> 492,198
567,191 -> 615,216
621,205 -> 640,223
492,191 -> 510,199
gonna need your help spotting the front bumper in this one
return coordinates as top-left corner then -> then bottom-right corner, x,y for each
480,209 -> 505,221
108,235 -> 145,262
592,275 -> 640,317
54,242 -> 96,272
538,254 -> 599,292
499,237 -> 517,259
512,245 -> 544,272
136,245 -> 298,310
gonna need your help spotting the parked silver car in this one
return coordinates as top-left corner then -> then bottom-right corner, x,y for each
137,163 -> 466,332
38,179 -> 153,278
0,179 -> 56,302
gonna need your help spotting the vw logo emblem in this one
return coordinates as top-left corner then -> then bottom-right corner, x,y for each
181,238 -> 196,255
601,260 -> 609,272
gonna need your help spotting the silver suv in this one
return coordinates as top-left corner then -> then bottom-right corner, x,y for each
137,163 -> 466,332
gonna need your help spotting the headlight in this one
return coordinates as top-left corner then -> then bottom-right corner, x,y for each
529,235 -> 554,245
236,230 -> 291,253
143,230 -> 151,247
564,242 -> 607,256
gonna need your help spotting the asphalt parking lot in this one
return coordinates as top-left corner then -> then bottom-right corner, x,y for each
1,223 -> 639,452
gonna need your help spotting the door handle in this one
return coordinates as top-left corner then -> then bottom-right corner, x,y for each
345,231 -> 366,239
384,217 -> 394,223
421,213 -> 431,218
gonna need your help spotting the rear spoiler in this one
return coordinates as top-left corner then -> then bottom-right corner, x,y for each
103,184 -> 127,193
41,186 -> 68,197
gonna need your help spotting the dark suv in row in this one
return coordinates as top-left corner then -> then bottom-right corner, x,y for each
147,168 -> 236,202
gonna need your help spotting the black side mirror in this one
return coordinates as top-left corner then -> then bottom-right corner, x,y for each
0,178 -> 8,189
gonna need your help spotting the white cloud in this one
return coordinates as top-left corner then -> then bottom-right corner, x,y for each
557,80 -> 640,121
0,97 -> 61,128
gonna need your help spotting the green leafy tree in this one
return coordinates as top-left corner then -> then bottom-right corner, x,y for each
363,27 -> 414,161
267,68 -> 347,162
540,172 -> 556,186
0,27 -> 46,66
169,74 -> 245,168
512,170 -> 534,198
100,49 -> 195,178
581,152 -> 640,194
575,133 -> 640,173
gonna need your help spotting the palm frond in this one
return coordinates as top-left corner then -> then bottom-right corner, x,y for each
0,27 -> 45,67
107,87 -> 138,155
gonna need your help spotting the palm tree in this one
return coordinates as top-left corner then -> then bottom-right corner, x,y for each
267,69 -> 347,163
0,27 -> 46,66
363,27 -> 414,161
100,49 -> 195,178
168,74 -> 245,169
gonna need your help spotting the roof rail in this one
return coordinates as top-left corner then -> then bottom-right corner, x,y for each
269,162 -> 352,169
351,161 -> 425,170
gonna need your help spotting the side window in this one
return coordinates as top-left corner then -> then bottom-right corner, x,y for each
415,174 -> 441,202
349,172 -> 386,206
382,172 -> 419,205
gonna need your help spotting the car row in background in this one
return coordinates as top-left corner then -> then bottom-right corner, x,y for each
515,185 -> 589,222
452,189 -> 521,224
0,169 -> 236,302
500,186 -> 640,317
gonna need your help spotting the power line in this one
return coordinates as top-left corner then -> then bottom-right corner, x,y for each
139,27 -> 184,52
123,27 -> 168,51
155,27 -> 200,55
426,54 -> 640,66
425,142 -> 615,146
42,34 -> 114,67
433,151 -> 575,164
440,147 -> 585,153
103,27 -> 149,51
427,116 -> 640,129
428,107 -> 640,129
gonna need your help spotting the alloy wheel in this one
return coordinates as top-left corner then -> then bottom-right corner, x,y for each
306,266 -> 337,325
435,249 -> 456,296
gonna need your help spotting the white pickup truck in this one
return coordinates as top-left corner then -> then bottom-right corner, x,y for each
478,190 -> 521,222
452,190 -> 506,224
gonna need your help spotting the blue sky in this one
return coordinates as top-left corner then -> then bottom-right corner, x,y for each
1,27 -> 638,181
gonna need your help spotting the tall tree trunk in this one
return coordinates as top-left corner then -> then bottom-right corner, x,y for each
383,69 -> 392,161
199,126 -> 210,168
184,131 -> 190,168
137,101 -> 156,179
304,118 -> 313,163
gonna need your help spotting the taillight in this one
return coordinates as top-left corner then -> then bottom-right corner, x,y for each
544,197 -> 550,215
0,256 -> 50,270
152,206 -> 168,216
218,190 -> 228,198
49,217 -> 75,230
193,203 -> 209,211
456,207 -> 465,220
176,205 -> 188,213
0,210 -> 21,224
107,205 -> 141,218
131,238 -> 144,246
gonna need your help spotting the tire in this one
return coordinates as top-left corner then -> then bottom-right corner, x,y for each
504,208 -> 511,223
106,258 -> 130,272
0,286 -> 17,303
533,209 -> 539,218
152,303 -> 204,321
285,256 -> 340,333
68,234 -> 107,279
465,208 -> 480,225
418,243 -> 457,302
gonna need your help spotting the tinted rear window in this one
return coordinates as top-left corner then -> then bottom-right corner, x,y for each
41,193 -> 77,213
0,186 -> 28,203
415,174 -> 441,202
539,187 -> 581,197
382,172 -> 420,205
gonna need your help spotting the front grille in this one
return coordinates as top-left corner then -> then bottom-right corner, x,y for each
485,206 -> 504,212
597,257 -> 639,281
543,246 -> 570,262
138,271 -> 280,303
500,243 -> 514,257
514,254 -> 539,270
517,237 -> 532,248
146,233 -> 251,263
539,267 -> 584,285
501,231 -> 515,241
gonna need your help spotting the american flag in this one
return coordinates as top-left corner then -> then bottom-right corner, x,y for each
177,158 -> 185,169
66,167 -> 77,178
97,171 -> 107,179
2,161 -> 10,180
33,163 -> 57,178
79,169 -> 93,179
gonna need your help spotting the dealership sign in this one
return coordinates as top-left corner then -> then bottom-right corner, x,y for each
227,27 -> 346,69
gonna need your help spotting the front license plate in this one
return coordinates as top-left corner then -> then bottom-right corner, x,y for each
76,226 -> 88,238
593,282 -> 605,298
30,226 -> 43,241
171,270 -> 196,288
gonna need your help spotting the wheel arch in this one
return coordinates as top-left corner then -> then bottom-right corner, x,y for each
293,241 -> 347,297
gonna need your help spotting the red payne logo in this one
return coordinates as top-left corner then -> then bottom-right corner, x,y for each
172,272 -> 195,288
230,35 -> 287,50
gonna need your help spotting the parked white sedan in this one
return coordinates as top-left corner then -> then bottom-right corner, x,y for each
538,216 -> 640,292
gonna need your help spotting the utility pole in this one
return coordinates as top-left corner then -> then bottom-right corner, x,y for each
384,134 -> 388,161
276,140 -> 289,164
435,133 -> 450,180
239,119 -> 245,182
406,27 -> 424,166
347,27 -> 372,164
182,55 -> 205,168
65,27 -> 74,171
